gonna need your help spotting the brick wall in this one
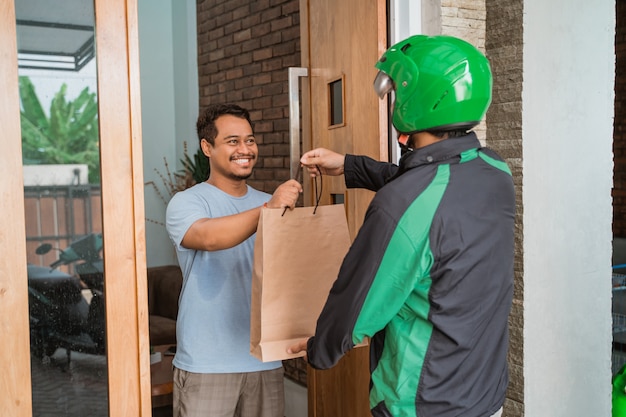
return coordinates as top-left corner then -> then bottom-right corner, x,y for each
441,1 -> 486,48
196,0 -> 300,194
485,0 -> 524,416
615,1 -> 626,237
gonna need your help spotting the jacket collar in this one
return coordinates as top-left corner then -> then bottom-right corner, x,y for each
398,131 -> 482,170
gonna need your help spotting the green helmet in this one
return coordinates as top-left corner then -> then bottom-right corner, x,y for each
374,35 -> 492,135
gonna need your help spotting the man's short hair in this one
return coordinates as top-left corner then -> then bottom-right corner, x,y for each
196,104 -> 254,146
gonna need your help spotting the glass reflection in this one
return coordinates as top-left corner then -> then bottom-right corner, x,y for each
16,0 -> 109,415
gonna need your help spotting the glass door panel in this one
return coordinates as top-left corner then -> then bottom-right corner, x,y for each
15,0 -> 109,415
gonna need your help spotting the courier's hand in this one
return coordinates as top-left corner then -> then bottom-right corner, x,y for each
300,148 -> 345,178
287,338 -> 310,362
266,179 -> 302,211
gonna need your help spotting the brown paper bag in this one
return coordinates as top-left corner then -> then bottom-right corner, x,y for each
250,204 -> 352,362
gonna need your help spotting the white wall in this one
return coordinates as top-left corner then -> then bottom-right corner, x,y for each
23,164 -> 88,186
523,0 -> 614,415
138,0 -> 198,267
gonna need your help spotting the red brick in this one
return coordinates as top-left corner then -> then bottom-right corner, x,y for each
253,48 -> 273,61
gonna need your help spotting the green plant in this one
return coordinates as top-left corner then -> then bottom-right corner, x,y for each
19,76 -> 100,183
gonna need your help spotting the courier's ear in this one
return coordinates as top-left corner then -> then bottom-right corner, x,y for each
200,138 -> 212,158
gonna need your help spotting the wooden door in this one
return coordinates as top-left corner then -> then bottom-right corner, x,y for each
298,1 -> 388,415
0,0 -> 151,415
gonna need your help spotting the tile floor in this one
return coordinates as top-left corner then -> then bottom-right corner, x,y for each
30,349 -> 110,417
30,348 -> 173,417
29,348 -> 308,417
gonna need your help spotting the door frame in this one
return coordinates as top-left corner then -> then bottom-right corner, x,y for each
0,0 -> 152,415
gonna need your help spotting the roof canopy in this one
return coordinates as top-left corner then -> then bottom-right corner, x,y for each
15,0 -> 95,72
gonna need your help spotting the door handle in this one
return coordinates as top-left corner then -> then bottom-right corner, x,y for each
288,67 -> 308,179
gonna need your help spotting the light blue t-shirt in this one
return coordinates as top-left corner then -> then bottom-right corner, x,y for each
165,182 -> 281,373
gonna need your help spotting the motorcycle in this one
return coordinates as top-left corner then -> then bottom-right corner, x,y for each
28,233 -> 106,364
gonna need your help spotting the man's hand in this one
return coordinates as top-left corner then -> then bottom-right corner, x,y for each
300,148 -> 345,178
287,338 -> 310,362
266,179 -> 302,210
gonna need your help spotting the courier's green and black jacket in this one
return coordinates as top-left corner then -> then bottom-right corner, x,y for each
306,132 -> 515,417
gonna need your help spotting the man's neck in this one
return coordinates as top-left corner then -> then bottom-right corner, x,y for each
410,131 -> 447,149
206,176 -> 248,197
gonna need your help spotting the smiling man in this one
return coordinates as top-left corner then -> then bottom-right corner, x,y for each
166,104 -> 302,417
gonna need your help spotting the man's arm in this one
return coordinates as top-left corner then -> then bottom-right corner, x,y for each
181,207 -> 262,251
344,154 -> 398,191
181,179 -> 302,251
301,148 -> 399,192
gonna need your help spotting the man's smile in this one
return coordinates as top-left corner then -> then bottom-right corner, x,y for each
231,155 -> 255,167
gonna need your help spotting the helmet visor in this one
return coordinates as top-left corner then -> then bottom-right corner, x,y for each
373,71 -> 394,99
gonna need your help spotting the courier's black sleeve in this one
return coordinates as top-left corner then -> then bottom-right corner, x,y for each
344,154 -> 398,191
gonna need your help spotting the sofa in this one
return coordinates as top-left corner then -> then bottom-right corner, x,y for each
147,265 -> 183,346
